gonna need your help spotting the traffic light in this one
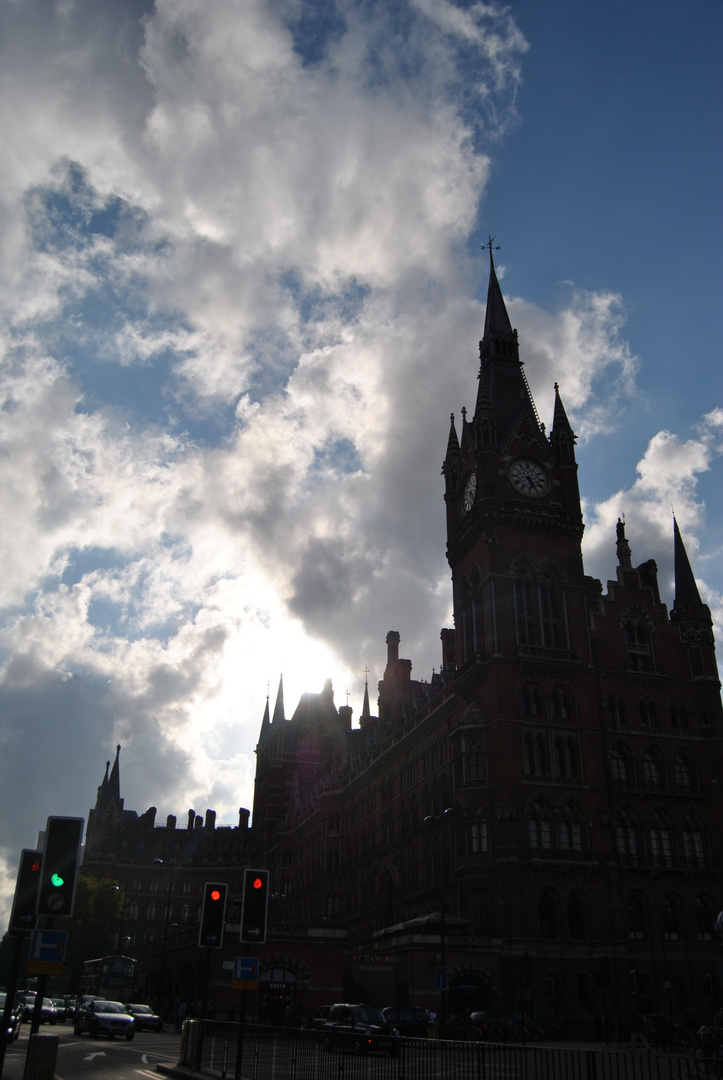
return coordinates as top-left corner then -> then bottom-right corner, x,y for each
240,868 -> 269,944
9,850 -> 42,932
628,969 -> 638,994
37,817 -> 83,917
544,977 -> 556,1001
198,882 -> 228,948
522,953 -> 534,986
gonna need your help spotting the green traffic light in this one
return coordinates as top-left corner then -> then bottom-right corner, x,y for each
50,873 -> 64,887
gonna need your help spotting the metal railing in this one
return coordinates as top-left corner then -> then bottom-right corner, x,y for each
179,1020 -> 723,1080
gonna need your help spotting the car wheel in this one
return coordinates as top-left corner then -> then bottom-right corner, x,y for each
126,1031 -> 135,1041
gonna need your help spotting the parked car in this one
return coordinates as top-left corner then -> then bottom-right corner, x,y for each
74,999 -> 135,1040
125,1004 -> 162,1032
0,993 -> 22,1043
17,995 -> 57,1025
321,1003 -> 400,1056
50,998 -> 68,1022
382,1007 -> 429,1038
63,996 -> 77,1021
306,1005 -> 332,1039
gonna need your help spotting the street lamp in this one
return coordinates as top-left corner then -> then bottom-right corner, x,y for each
424,807 -> 458,1037
153,858 -> 176,1016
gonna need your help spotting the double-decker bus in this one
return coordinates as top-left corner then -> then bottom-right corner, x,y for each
78,956 -> 136,1003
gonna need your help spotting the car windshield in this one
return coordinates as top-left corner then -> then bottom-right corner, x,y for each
132,1006 -> 152,1014
353,1008 -> 385,1024
96,1002 -> 125,1014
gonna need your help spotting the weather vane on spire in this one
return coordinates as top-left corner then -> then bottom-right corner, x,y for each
482,235 -> 500,264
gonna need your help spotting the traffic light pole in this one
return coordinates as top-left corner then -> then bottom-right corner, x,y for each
0,934 -> 24,1078
234,943 -> 249,1080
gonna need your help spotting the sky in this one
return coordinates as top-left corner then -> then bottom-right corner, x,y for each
0,0 -> 721,925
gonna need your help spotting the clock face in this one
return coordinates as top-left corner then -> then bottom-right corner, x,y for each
509,459 -> 548,497
462,472 -> 477,512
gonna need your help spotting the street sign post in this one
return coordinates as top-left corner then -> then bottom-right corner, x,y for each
27,930 -> 68,976
233,956 -> 259,990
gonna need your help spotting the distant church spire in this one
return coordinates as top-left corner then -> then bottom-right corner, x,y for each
361,668 -> 371,720
673,517 -> 703,610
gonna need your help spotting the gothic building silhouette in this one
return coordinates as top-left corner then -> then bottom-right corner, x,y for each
84,252 -> 723,1034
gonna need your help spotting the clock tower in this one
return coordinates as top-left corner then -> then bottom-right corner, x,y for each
443,245 -> 585,667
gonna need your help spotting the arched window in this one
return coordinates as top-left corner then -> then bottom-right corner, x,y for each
559,802 -> 584,852
568,892 -> 585,939
523,732 -> 547,777
627,894 -> 646,940
180,903 -> 190,923
555,736 -> 577,779
539,570 -> 562,648
650,816 -> 673,868
606,696 -> 627,730
470,819 -> 489,854
467,743 -> 486,781
146,902 -> 156,922
552,688 -> 571,719
670,702 -> 689,734
683,820 -> 706,869
521,683 -> 542,717
675,752 -> 694,794
528,800 -> 552,850
127,901 -> 138,921
514,564 -> 536,646
623,615 -> 653,672
610,744 -> 631,789
539,892 -> 557,938
643,749 -> 662,791
639,700 -> 658,731
615,810 -> 639,866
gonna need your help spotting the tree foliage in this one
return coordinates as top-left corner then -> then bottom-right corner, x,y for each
64,875 -> 125,987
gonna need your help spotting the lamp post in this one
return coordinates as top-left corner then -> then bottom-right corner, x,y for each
424,807 -> 458,1037
153,858 -> 175,1017
112,885 -> 129,954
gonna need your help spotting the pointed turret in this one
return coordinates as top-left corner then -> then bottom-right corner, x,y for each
107,744 -> 121,805
272,675 -> 285,724
361,675 -> 371,721
673,517 -> 703,610
444,413 -> 460,464
549,382 -> 577,464
257,693 -> 271,745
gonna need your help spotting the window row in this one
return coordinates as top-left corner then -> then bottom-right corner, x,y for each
606,697 -> 699,735
610,745 -> 701,794
614,816 -> 709,870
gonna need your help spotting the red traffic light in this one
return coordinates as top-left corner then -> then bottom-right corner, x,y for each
211,889 -> 221,901
31,861 -> 41,872
252,877 -> 264,890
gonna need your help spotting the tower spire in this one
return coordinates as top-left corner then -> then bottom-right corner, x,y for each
673,517 -> 703,610
272,675 -> 285,724
476,240 -> 541,447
